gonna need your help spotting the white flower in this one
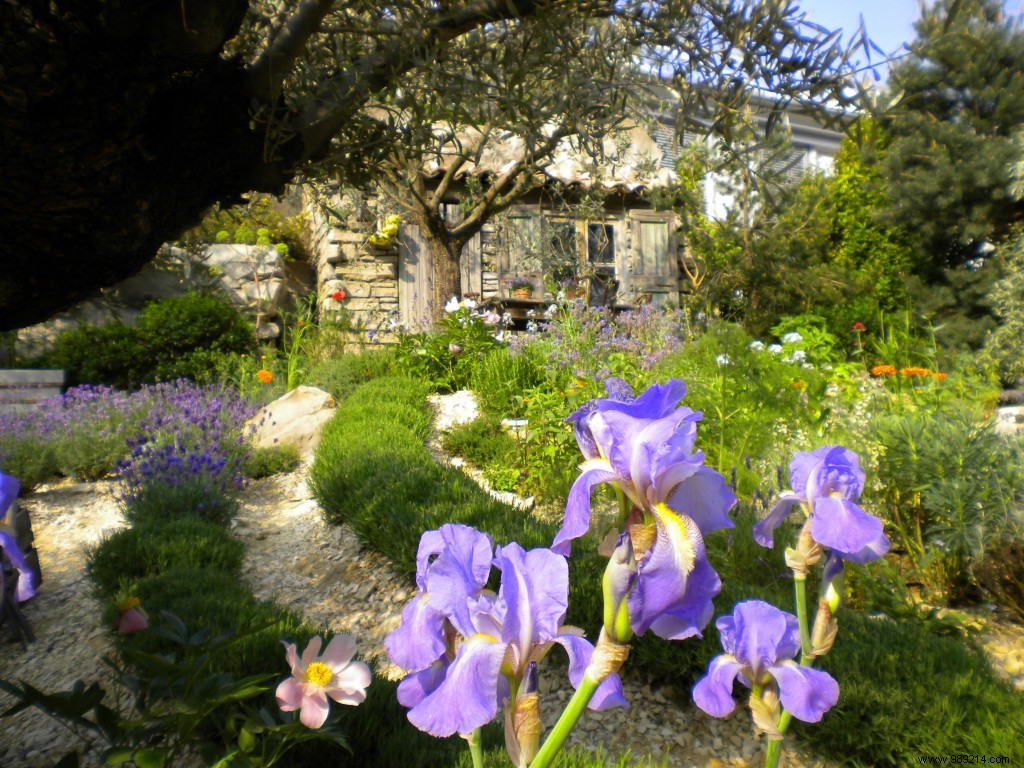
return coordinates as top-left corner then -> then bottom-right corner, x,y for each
801,362 -> 813,369
444,297 -> 460,313
782,332 -> 803,344
501,312 -> 513,326
460,297 -> 477,310
526,309 -> 537,319
526,320 -> 538,332
716,354 -> 731,366
749,340 -> 765,352
544,304 -> 558,320
768,344 -> 783,355
494,331 -> 506,343
791,349 -> 807,362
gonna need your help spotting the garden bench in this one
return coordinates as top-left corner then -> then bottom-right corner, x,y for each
0,369 -> 64,415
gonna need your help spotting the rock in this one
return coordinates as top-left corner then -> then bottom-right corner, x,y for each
248,386 -> 336,457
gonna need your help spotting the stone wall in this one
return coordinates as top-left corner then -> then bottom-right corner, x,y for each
306,188 -> 402,338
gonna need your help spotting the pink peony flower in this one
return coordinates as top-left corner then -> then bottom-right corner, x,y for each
116,597 -> 148,634
276,635 -> 371,728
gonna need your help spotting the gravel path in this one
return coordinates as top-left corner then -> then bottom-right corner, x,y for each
2,392 -> 1021,768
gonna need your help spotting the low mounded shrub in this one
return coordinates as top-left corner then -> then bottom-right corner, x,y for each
439,412 -> 517,467
243,443 -> 302,479
304,349 -> 398,401
89,517 -> 245,598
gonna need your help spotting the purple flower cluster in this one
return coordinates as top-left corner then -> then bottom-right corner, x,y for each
508,302 -> 688,380
117,382 -> 255,510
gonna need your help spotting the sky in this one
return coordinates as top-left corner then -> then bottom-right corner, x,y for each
795,0 -> 1023,80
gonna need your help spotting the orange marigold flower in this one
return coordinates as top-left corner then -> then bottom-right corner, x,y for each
900,367 -> 930,377
934,372 -> 948,381
793,380 -> 805,390
257,369 -> 273,384
871,365 -> 896,377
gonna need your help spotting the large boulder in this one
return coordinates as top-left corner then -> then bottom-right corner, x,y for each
249,386 -> 335,457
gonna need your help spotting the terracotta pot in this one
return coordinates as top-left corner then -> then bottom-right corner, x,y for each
512,288 -> 532,299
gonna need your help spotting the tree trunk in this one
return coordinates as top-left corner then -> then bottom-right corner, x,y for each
427,234 -> 465,325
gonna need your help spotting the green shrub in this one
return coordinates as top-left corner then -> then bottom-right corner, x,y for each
89,517 -> 245,598
304,350 -> 398,401
0,436 -> 57,491
138,293 -> 255,380
243,443 -> 302,478
870,404 -> 1024,602
43,321 -> 148,389
121,477 -> 239,527
804,611 -> 1024,766
52,428 -> 129,481
125,566 -> 318,680
469,346 -> 547,418
440,412 -> 517,467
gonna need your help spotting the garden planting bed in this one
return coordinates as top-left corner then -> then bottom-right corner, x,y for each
2,391 -> 1021,768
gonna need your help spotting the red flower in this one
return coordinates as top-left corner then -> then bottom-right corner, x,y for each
852,322 -> 865,332
332,290 -> 346,301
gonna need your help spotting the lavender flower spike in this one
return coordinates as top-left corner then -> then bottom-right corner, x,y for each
753,446 -> 889,564
693,600 -> 839,725
555,379 -> 736,641
385,525 -> 625,744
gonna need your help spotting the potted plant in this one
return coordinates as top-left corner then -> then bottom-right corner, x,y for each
507,277 -> 535,299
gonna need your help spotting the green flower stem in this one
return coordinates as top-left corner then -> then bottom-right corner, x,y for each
793,575 -> 811,658
528,674 -> 600,768
765,735 -> 783,768
467,728 -> 484,768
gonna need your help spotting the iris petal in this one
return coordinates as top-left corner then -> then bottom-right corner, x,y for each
666,466 -> 737,536
552,629 -> 629,710
552,460 -> 617,555
809,497 -> 888,563
496,543 -> 568,652
396,660 -> 448,709
407,634 -> 507,737
769,661 -> 839,723
626,505 -> 719,639
385,595 -> 446,672
752,493 -> 802,548
692,654 -> 743,717
424,525 -> 494,636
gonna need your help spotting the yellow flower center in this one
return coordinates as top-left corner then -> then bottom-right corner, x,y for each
118,597 -> 141,612
305,661 -> 333,687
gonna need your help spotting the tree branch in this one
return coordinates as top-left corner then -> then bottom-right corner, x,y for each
248,0 -> 338,102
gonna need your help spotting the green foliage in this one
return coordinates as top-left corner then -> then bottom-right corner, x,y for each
137,293 -> 255,380
0,436 -> 57,491
40,294 -> 256,389
870,404 -> 1024,601
985,228 -> 1024,383
309,376 -> 554,577
826,118 -> 911,315
242,444 -> 302,479
89,517 -> 245,598
303,349 -> 397,401
439,412 -> 517,468
883,0 -> 1024,275
804,611 -> 1024,766
469,346 -> 547,419
393,306 -> 504,392
191,197 -> 308,262
121,477 -> 239,527
43,322 -> 149,390
654,321 -> 828,477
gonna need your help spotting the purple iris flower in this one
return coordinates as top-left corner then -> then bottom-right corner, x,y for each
554,378 -> 736,641
692,600 -> 839,724
0,472 -> 37,603
753,446 -> 889,564
385,524 -> 626,739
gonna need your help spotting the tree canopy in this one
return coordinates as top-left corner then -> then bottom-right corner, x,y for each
1,0 -> 864,330
883,0 -> 1024,276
